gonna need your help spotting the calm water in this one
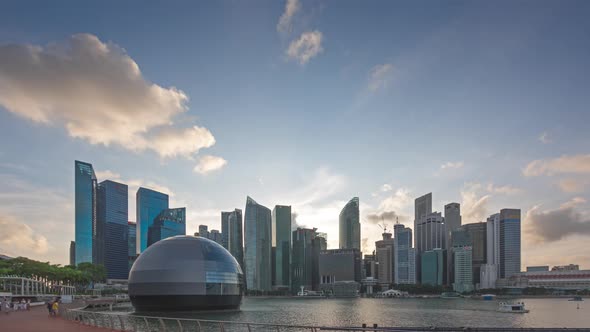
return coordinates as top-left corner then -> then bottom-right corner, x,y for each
132,297 -> 590,329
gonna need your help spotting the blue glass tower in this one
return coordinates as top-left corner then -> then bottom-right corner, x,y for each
147,208 -> 186,246
244,196 -> 272,292
499,208 -> 521,278
97,180 -> 129,279
128,222 -> 137,272
136,187 -> 169,253
339,197 -> 360,250
74,160 -> 97,265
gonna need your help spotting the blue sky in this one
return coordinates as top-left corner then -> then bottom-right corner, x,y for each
0,0 -> 589,267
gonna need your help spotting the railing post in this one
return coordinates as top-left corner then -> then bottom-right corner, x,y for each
177,319 -> 184,332
118,315 -> 126,331
159,318 -> 167,332
246,323 -> 252,332
143,317 -> 150,332
196,320 -> 202,332
219,322 -> 225,332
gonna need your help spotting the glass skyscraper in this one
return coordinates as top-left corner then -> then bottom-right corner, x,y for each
223,209 -> 244,271
244,196 -> 272,292
291,227 -> 318,292
128,221 -> 137,272
272,205 -> 291,290
97,180 -> 129,279
451,229 -> 473,293
499,208 -> 521,278
462,222 -> 487,285
394,223 -> 416,284
421,248 -> 446,286
147,207 -> 186,246
136,187 -> 169,253
74,160 -> 97,265
339,197 -> 360,250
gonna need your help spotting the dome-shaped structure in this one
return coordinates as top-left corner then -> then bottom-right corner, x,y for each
128,236 -> 243,312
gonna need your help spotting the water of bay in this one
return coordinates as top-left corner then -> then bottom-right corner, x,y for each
148,297 -> 589,329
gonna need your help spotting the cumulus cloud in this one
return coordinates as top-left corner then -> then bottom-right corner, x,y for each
461,183 -> 491,222
277,0 -> 300,33
486,183 -> 522,195
0,34 -> 217,159
368,63 -> 393,92
525,203 -> 590,243
286,31 -> 323,65
381,184 -> 392,192
558,178 -> 590,193
95,170 -> 121,180
365,210 -> 407,224
193,155 -> 227,175
0,214 -> 49,257
440,161 -> 464,170
523,154 -> 590,176
378,188 -> 412,212
538,132 -> 552,144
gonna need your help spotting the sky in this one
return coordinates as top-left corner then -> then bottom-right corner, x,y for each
0,0 -> 589,268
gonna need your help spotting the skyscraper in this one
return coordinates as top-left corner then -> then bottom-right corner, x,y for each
210,229 -> 222,244
198,225 -> 209,239
499,208 -> 521,278
97,180 -> 128,280
414,193 -> 433,246
291,227 -> 317,292
224,209 -> 244,271
128,221 -> 136,272
221,211 -> 231,249
136,187 -> 169,253
375,231 -> 394,286
272,205 -> 291,290
74,160 -> 97,265
416,212 -> 446,253
444,203 -> 462,246
244,196 -> 272,291
339,197 -> 360,250
451,229 -> 473,293
147,207 -> 186,246
394,224 -> 416,284
69,241 -> 76,266
421,248 -> 446,286
462,222 -> 486,286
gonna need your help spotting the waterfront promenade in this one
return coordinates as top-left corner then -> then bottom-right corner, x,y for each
0,303 -> 108,332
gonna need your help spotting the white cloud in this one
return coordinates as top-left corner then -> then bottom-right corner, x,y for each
277,0 -> 300,33
380,184 -> 393,192
0,34 -> 216,159
440,161 -> 464,169
367,63 -> 393,92
193,155 -> 227,175
560,196 -> 587,209
558,178 -> 590,193
461,183 -> 491,222
486,183 -> 522,195
0,214 -> 49,257
525,202 -> 590,243
286,31 -> 323,65
538,132 -> 552,144
95,170 -> 121,180
523,154 -> 590,176
378,188 -> 412,212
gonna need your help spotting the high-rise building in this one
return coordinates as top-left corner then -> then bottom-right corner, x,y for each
451,229 -> 473,293
319,249 -> 362,285
97,180 -> 128,280
444,203 -> 462,284
414,193 -> 432,245
136,187 -> 169,253
147,207 -> 186,246
221,211 -> 231,249
394,224 -> 416,284
291,228 -> 318,292
74,160 -> 97,265
421,248 -> 446,286
244,196 -> 272,291
198,225 -> 209,239
416,212 -> 446,253
479,264 -> 498,289
128,222 -> 137,272
499,209 -> 521,278
339,197 -> 360,250
272,205 -> 292,290
69,241 -> 76,266
485,213 -> 500,283
209,229 -> 222,244
363,253 -> 378,279
376,232 -> 394,286
462,222 -> 486,286
224,209 -> 244,271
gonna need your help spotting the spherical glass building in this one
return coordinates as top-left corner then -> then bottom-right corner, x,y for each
128,236 -> 244,312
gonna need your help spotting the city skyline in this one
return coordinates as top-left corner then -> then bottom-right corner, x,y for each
1,1 -> 589,270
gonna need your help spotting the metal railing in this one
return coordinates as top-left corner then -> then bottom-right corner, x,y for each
63,308 -> 590,332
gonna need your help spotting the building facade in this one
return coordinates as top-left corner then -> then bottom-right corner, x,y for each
339,197 -> 360,250
244,196 -> 272,292
225,209 -> 244,271
209,230 -> 222,244
394,224 -> 416,284
462,222 -> 486,286
198,225 -> 209,239
97,180 -> 129,280
376,232 -> 394,286
69,241 -> 76,266
128,222 -> 137,272
136,187 -> 169,253
479,264 -> 498,289
147,208 -> 186,246
272,205 -> 292,290
451,229 -> 473,293
421,248 -> 446,286
416,212 -> 446,253
319,249 -> 362,286
499,209 -> 521,278
291,228 -> 318,292
74,160 -> 97,265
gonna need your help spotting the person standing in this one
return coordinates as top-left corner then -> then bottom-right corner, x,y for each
46,300 -> 53,317
51,300 -> 59,317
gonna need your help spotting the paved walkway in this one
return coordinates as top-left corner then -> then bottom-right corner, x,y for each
0,304 -> 111,332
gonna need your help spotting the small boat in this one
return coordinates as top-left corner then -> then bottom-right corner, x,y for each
482,294 -> 496,301
440,292 -> 462,299
498,302 -> 529,313
568,296 -> 584,302
295,286 -> 325,298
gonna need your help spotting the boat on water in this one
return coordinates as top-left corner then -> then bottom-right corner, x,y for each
498,302 -> 529,313
482,294 -> 496,301
440,292 -> 462,299
568,296 -> 584,301
295,286 -> 325,298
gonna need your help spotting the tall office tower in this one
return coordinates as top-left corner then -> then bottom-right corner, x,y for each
209,229 -> 222,244
499,209 -> 521,278
376,231 -> 394,286
451,229 -> 473,293
221,211 -> 231,249
225,209 -> 244,271
486,213 -> 500,266
75,160 -> 97,265
416,212 -> 446,253
394,224 -> 416,284
147,207 -> 186,246
420,248 -> 446,286
444,203 -> 461,284
291,228 -> 318,292
136,187 -> 169,253
69,241 -> 76,266
363,253 -> 378,279
128,222 -> 137,272
462,223 -> 486,287
339,197 -> 360,250
97,180 -> 129,279
479,264 -> 498,289
272,205 -> 292,290
244,196 -> 272,291
414,193 -> 433,246
198,225 -> 209,239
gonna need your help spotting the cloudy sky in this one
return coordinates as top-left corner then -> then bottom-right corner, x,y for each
0,1 -> 589,268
